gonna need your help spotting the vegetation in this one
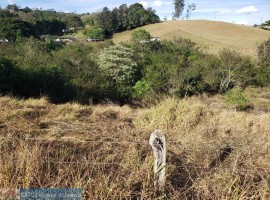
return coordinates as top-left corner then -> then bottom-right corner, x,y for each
173,0 -> 185,19
84,26 -> 105,39
225,88 -> 252,111
1,3 -> 270,200
0,26 -> 269,104
131,29 -> 151,44
185,3 -> 196,20
1,91 -> 270,198
85,3 -> 160,38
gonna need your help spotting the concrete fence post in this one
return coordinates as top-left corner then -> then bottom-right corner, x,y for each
149,130 -> 166,188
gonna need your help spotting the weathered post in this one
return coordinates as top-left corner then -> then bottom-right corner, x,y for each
149,130 -> 166,188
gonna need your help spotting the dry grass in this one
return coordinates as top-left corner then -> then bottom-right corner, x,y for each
112,20 -> 270,57
1,92 -> 270,199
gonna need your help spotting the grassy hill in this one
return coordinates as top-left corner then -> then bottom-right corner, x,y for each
113,20 -> 270,57
1,87 -> 270,198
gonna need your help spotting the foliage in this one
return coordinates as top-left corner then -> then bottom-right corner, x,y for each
98,45 -> 138,101
257,38 -> 270,67
85,26 -> 105,39
0,17 -> 34,41
131,29 -> 151,44
98,45 -> 137,84
218,49 -> 256,92
0,57 -> 22,93
94,3 -> 159,37
225,89 -> 252,111
0,57 -> 73,102
31,18 -> 66,36
61,14 -> 83,28
132,79 -> 150,99
173,0 -> 185,19
185,3 -> 196,20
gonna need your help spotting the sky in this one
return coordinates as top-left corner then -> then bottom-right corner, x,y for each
0,0 -> 269,25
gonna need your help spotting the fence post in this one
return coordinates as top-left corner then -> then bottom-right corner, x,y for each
149,130 -> 166,188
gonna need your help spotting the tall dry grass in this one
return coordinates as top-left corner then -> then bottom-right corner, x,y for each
0,94 -> 270,199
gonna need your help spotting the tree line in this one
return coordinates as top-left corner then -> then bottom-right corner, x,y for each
0,3 -> 160,41
84,3 -> 160,39
0,5 -> 84,41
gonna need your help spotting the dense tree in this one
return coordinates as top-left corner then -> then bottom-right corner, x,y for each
6,4 -> 19,12
61,14 -> 83,28
85,26 -> 105,39
95,7 -> 114,36
131,29 -> 151,44
31,19 -> 66,36
118,4 -> 129,31
258,38 -> 270,67
173,0 -> 185,19
0,17 -> 34,41
94,3 -> 159,37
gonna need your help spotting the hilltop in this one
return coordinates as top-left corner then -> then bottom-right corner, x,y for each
113,20 -> 270,57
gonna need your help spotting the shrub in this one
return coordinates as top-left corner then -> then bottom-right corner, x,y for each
131,29 -> 151,44
132,79 -> 150,99
225,89 -> 253,111
258,38 -> 270,67
85,26 -> 105,39
0,57 -> 23,93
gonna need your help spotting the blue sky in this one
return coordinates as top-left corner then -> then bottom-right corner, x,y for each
0,0 -> 269,25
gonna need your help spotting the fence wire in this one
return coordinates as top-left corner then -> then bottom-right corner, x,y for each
1,135 -> 270,171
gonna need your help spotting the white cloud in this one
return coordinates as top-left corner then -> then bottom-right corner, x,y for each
8,0 -> 14,4
140,1 -> 149,8
153,0 -> 163,7
235,6 -> 258,14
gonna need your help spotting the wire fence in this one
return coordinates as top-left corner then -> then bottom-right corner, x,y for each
1,135 -> 270,171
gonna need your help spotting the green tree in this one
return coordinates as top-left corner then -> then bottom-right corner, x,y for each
173,0 -> 185,20
118,4 -> 129,31
95,7 -> 114,36
0,17 -> 34,41
86,26 -> 105,39
258,38 -> 270,67
131,29 -> 151,44
61,14 -> 83,28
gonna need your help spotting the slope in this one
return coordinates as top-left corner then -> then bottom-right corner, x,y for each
112,20 -> 270,57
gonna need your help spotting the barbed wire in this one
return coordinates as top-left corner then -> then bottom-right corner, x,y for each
1,136 -> 270,171
2,158 -> 270,173
1,136 -> 270,152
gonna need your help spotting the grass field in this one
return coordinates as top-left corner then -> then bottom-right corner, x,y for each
1,87 -> 270,199
113,20 -> 270,57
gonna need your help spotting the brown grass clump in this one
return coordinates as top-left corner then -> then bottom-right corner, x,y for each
1,94 -> 270,199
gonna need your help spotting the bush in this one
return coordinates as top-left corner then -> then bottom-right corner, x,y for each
0,57 -> 23,93
131,29 -> 151,44
258,38 -> 270,67
85,26 -> 105,39
225,89 -> 253,111
132,79 -> 150,99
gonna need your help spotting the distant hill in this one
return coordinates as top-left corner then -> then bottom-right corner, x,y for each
113,20 -> 270,57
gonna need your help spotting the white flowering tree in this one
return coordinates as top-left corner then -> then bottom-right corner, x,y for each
98,45 -> 137,84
